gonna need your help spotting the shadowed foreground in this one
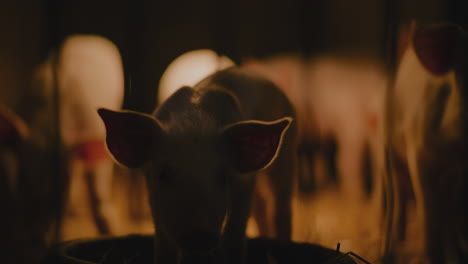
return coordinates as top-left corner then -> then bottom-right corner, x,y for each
42,235 -> 358,264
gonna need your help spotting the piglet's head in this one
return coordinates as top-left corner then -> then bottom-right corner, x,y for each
98,108 -> 291,171
98,107 -> 291,252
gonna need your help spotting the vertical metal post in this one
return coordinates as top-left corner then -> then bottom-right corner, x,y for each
381,0 -> 399,262
45,0 -> 64,242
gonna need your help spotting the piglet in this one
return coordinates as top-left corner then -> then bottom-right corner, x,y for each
98,67 -> 297,264
386,22 -> 468,263
31,35 -> 125,237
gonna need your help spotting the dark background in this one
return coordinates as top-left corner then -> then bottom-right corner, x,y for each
0,0 -> 466,114
0,0 -> 466,263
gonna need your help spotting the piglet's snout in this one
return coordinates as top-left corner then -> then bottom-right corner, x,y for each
179,231 -> 220,252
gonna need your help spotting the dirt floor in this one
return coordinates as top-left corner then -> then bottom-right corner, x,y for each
60,170 -> 421,264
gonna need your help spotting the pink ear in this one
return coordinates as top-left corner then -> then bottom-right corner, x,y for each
413,23 -> 461,75
98,108 -> 161,168
222,117 -> 292,173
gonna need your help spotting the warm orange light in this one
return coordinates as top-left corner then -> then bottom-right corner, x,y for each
158,49 -> 234,104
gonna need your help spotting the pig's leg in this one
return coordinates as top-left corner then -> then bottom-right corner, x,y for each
66,157 -> 87,216
406,145 -> 426,257
394,176 -> 408,244
383,136 -> 415,258
380,147 -> 393,256
223,175 -> 256,264
84,167 -> 111,234
296,142 -> 318,193
146,185 -> 181,263
88,158 -> 119,234
384,143 -> 422,260
251,170 -> 277,238
337,131 -> 367,201
388,143 -> 412,244
267,126 -> 297,241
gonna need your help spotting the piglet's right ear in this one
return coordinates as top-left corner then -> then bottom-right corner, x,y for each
98,108 -> 161,168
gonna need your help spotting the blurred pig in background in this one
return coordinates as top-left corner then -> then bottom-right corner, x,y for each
385,22 -> 468,264
158,51 -> 388,257
244,54 -> 387,259
244,55 -> 386,201
157,49 -> 235,105
156,50 -> 389,259
305,57 -> 386,202
31,35 -> 125,239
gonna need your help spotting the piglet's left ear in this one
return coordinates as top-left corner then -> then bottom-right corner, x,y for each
98,108 -> 161,168
222,117 -> 292,173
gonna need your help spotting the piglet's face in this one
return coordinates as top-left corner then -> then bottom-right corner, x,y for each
98,108 -> 291,252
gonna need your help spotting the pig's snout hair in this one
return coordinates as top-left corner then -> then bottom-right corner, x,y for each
179,231 -> 220,253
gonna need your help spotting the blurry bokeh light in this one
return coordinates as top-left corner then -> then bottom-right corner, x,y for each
158,49 -> 235,104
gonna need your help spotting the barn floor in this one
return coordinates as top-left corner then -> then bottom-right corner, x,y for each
60,171 -> 422,264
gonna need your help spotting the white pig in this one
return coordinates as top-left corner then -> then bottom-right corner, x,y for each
99,67 -> 296,264
306,57 -> 386,201
386,22 -> 468,263
34,35 -> 124,236
244,55 -> 387,201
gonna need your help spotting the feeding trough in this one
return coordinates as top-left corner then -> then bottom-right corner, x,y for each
42,235 -> 363,264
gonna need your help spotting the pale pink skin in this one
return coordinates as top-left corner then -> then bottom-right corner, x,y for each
385,23 -> 468,263
244,55 -> 387,202
35,35 -> 124,235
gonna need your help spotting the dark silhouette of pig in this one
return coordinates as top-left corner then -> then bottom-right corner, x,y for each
0,104 -> 58,263
0,105 -> 28,263
98,67 -> 296,264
